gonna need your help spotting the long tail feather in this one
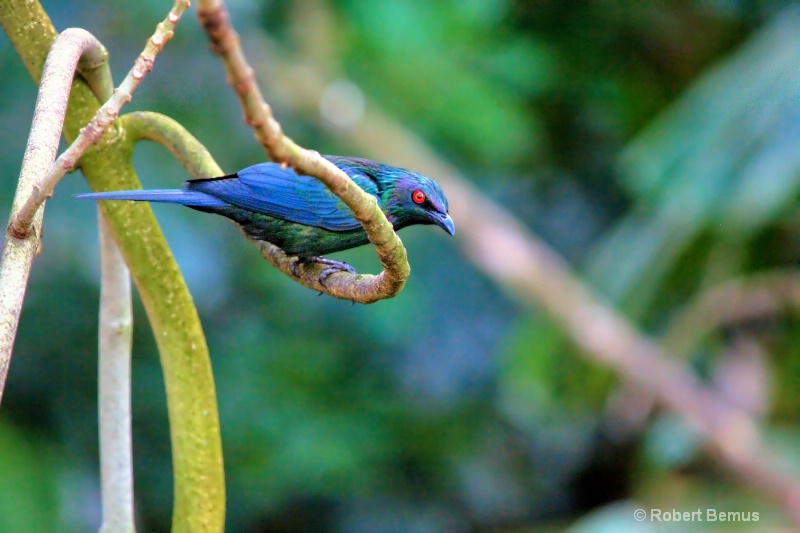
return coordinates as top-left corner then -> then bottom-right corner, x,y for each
75,189 -> 228,208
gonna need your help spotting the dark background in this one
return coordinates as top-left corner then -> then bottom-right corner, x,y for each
2,1 -> 799,531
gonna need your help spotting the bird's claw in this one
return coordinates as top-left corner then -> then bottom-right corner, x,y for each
314,257 -> 356,287
290,258 -> 302,278
289,256 -> 356,288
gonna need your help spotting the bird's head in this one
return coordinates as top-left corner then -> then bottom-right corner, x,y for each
326,156 -> 455,236
381,170 -> 455,236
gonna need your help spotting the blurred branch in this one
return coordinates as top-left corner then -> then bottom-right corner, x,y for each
195,0 -> 409,303
1,1 -> 226,530
97,210 -> 134,533
614,269 -> 800,453
605,334 -> 770,446
0,28 -> 106,404
713,336 -> 770,419
257,39 -> 800,522
665,270 -> 800,357
603,268 -> 795,454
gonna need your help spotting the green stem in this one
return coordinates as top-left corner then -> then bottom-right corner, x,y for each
121,111 -> 223,177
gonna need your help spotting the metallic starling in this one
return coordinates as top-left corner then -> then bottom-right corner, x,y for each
77,156 -> 455,283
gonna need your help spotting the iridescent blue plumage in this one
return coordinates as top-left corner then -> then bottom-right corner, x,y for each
77,156 -> 454,268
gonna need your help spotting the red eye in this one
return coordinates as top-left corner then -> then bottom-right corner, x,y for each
412,190 -> 426,204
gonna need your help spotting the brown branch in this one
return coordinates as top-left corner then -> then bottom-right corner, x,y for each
196,0 -> 286,158
195,0 -> 409,303
10,0 -> 191,239
0,28 -> 107,404
254,42 -> 800,523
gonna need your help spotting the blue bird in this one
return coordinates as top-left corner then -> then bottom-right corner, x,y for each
77,156 -> 455,283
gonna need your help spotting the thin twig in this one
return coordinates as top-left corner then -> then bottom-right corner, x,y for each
256,43 -> 800,523
196,0 -> 409,303
10,0 -> 191,239
0,28 -> 107,404
97,209 -> 134,533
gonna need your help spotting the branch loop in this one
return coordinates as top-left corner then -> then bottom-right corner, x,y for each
196,0 -> 409,302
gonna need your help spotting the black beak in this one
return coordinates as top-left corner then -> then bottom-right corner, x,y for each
430,211 -> 455,236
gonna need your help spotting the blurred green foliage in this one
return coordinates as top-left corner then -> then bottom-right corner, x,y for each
2,0 -> 800,531
0,423 -> 59,533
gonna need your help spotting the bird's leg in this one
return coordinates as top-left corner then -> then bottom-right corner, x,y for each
313,257 -> 356,287
290,256 -> 356,286
290,257 -> 303,278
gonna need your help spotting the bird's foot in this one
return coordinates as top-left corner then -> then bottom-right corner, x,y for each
314,257 -> 356,287
290,258 -> 303,278
290,256 -> 356,287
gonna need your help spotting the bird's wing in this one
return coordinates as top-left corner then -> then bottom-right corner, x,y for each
187,163 -> 378,231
